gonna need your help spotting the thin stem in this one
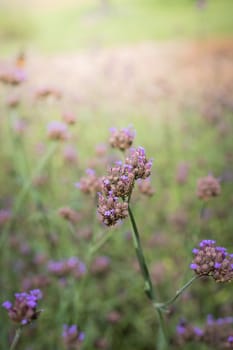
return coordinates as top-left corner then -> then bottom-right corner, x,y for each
128,205 -> 156,301
0,142 -> 57,248
89,230 -> 113,256
10,327 -> 22,350
155,275 -> 199,311
13,142 -> 57,214
128,205 -> 167,349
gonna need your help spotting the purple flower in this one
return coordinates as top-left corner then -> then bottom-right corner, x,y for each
2,301 -> 12,310
190,263 -> 198,270
194,327 -> 204,336
2,289 -> 42,325
228,336 -> 233,344
62,324 -> 85,348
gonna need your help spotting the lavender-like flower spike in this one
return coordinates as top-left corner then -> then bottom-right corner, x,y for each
2,289 -> 42,325
190,240 -> 233,282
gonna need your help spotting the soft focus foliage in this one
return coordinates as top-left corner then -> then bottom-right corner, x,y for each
0,1 -> 232,349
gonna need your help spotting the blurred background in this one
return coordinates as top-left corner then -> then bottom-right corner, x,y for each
0,1 -> 233,350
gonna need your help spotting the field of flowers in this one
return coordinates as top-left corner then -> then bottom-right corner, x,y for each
0,1 -> 233,350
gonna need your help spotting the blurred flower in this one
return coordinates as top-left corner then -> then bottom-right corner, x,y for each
2,289 -> 42,325
106,310 -> 121,324
0,209 -> 12,226
48,257 -> 86,279
95,144 -> 107,157
137,178 -> 155,196
0,68 -> 26,85
6,94 -> 20,108
91,256 -> 111,275
22,275 -> 50,291
35,87 -> 62,99
175,315 -> 233,349
63,145 -> 78,164
47,121 -> 69,141
62,111 -> 76,125
109,127 -> 135,151
94,338 -> 109,349
13,118 -> 27,135
32,174 -> 48,187
190,240 -> 233,282
197,174 -> 221,200
58,207 -> 81,224
62,324 -> 85,350
75,169 -> 101,195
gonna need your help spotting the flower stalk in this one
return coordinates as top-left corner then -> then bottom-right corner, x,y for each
128,205 -> 167,348
10,327 -> 22,350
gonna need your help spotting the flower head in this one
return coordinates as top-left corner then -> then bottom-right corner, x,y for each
190,240 -> 233,282
48,257 -> 86,279
109,127 -> 135,151
197,174 -> 221,200
97,193 -> 128,226
125,147 -> 152,180
2,289 -> 42,325
47,121 -> 69,141
75,169 -> 101,195
101,163 -> 135,199
62,324 -> 85,349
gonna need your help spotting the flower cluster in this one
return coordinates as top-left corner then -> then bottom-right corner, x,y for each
91,256 -> 111,276
47,121 -> 69,141
101,162 -> 135,199
97,193 -> 128,226
197,174 -> 221,200
0,68 -> 26,85
62,111 -> 76,125
62,324 -> 85,350
175,315 -> 233,349
58,207 -> 81,224
137,178 -> 155,196
63,145 -> 78,164
98,145 -> 152,226
2,289 -> 42,325
190,240 -> 233,282
48,257 -> 86,279
0,209 -> 12,226
76,169 -> 101,195
109,127 -> 135,151
125,147 -> 152,180
35,87 -> 61,99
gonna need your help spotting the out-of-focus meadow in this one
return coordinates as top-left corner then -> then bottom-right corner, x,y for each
0,1 -> 233,349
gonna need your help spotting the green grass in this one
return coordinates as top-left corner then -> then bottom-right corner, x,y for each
1,0 -> 233,54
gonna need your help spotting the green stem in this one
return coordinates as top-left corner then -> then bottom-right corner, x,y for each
0,142 -> 57,248
155,275 -> 198,311
128,205 -> 155,301
89,230 -> 113,256
128,205 -> 167,348
10,327 -> 22,350
13,142 -> 57,214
